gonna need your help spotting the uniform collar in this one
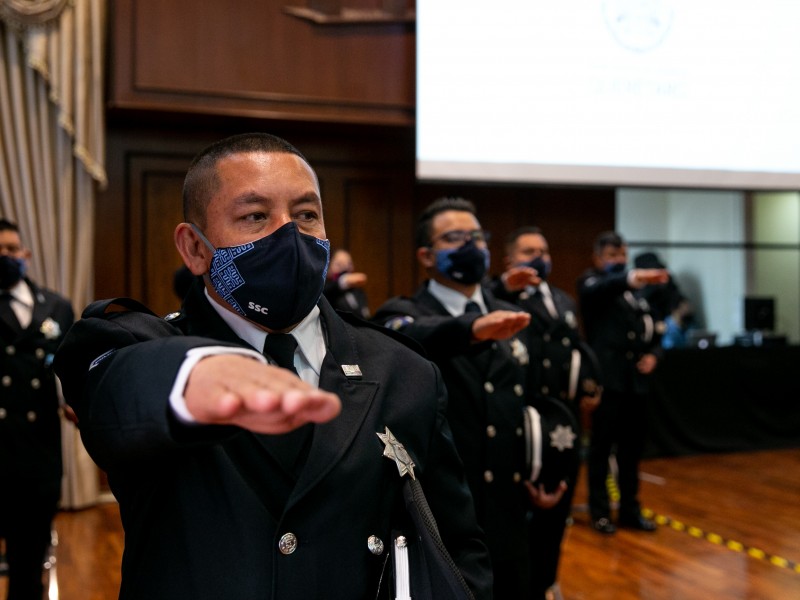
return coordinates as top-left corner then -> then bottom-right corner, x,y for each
427,279 -> 487,316
204,288 -> 325,379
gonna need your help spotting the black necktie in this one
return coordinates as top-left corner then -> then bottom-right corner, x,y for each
261,333 -> 310,477
0,293 -> 22,335
263,334 -> 298,374
464,300 -> 482,315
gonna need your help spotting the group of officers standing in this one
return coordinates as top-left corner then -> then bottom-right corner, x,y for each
3,133 -> 671,600
370,198 -> 669,599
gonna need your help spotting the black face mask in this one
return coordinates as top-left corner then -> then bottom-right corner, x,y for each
0,255 -> 26,289
603,262 -> 626,275
435,240 -> 490,285
525,256 -> 552,281
193,222 -> 330,330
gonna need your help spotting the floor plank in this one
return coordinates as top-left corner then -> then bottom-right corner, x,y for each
2,448 -> 799,599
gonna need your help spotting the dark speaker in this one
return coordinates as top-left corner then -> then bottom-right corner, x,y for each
744,297 -> 775,331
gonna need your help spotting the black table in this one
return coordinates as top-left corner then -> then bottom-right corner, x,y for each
644,344 -> 800,458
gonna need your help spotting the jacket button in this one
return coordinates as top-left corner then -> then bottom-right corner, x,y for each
542,358 -> 551,369
514,384 -> 524,397
541,385 -> 549,395
2,376 -> 10,387
484,470 -> 494,483
516,427 -> 524,437
0,408 -> 6,419
626,351 -> 634,360
367,535 -> 384,556
513,472 -> 522,483
543,333 -> 551,342
27,411 -> 37,422
278,533 -> 298,555
35,348 -> 46,359
486,425 -> 497,438
31,378 -> 41,389
627,331 -> 636,340
5,345 -> 14,355
562,337 -> 570,346
484,382 -> 494,394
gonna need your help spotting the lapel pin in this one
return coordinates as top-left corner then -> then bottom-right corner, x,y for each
377,426 -> 416,480
341,364 -> 362,377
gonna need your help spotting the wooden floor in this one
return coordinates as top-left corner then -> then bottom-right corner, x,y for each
2,448 -> 799,599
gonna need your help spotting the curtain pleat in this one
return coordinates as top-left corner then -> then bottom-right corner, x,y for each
1,0 -> 107,508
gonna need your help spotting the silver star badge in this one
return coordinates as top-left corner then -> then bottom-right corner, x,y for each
549,424 -> 577,452
377,427 -> 416,480
40,318 -> 61,340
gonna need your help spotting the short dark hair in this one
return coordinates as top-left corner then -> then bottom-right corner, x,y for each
0,218 -> 20,234
182,133 -> 311,227
414,196 -> 478,249
593,230 -> 625,254
504,226 -> 543,255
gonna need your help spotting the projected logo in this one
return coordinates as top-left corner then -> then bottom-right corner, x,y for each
602,0 -> 674,52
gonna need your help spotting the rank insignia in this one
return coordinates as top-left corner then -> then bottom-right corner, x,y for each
377,426 -> 416,480
40,318 -> 61,340
549,424 -> 577,452
510,337 -> 529,365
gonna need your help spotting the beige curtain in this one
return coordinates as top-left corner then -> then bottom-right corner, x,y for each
0,0 -> 107,509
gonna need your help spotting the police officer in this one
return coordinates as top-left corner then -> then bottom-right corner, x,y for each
375,197 -> 565,598
492,226 -> 600,599
577,231 -> 668,535
0,218 -> 74,600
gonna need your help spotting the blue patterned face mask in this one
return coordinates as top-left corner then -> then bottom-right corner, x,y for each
192,222 -> 330,330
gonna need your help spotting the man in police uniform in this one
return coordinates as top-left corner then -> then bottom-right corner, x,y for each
374,198 -> 562,598
492,226 -> 600,600
54,134 -> 492,600
577,231 -> 668,535
0,218 -> 74,600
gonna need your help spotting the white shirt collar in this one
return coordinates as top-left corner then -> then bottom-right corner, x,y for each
4,279 -> 34,328
204,289 -> 325,383
427,279 -> 487,316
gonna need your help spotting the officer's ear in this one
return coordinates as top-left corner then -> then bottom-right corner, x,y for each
174,223 -> 211,276
417,246 -> 435,269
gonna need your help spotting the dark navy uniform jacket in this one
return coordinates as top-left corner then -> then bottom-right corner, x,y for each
1,278 -> 73,499
374,284 -> 532,565
54,282 -> 491,600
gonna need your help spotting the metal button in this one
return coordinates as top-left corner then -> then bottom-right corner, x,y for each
35,348 -> 46,359
484,470 -> 494,483
484,382 -> 494,394
278,532 -> 298,555
627,331 -> 636,340
0,408 -> 6,419
513,472 -> 522,483
486,425 -> 497,438
5,345 -> 15,355
31,378 -> 41,389
516,427 -> 524,437
27,411 -> 37,422
2,376 -> 11,387
543,333 -> 551,342
562,337 -> 570,346
368,535 -> 384,556
541,385 -> 549,395
542,358 -> 551,369
514,384 -> 524,397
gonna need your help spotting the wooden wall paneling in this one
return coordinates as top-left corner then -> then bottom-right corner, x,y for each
127,155 -> 191,316
111,0 -> 415,126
